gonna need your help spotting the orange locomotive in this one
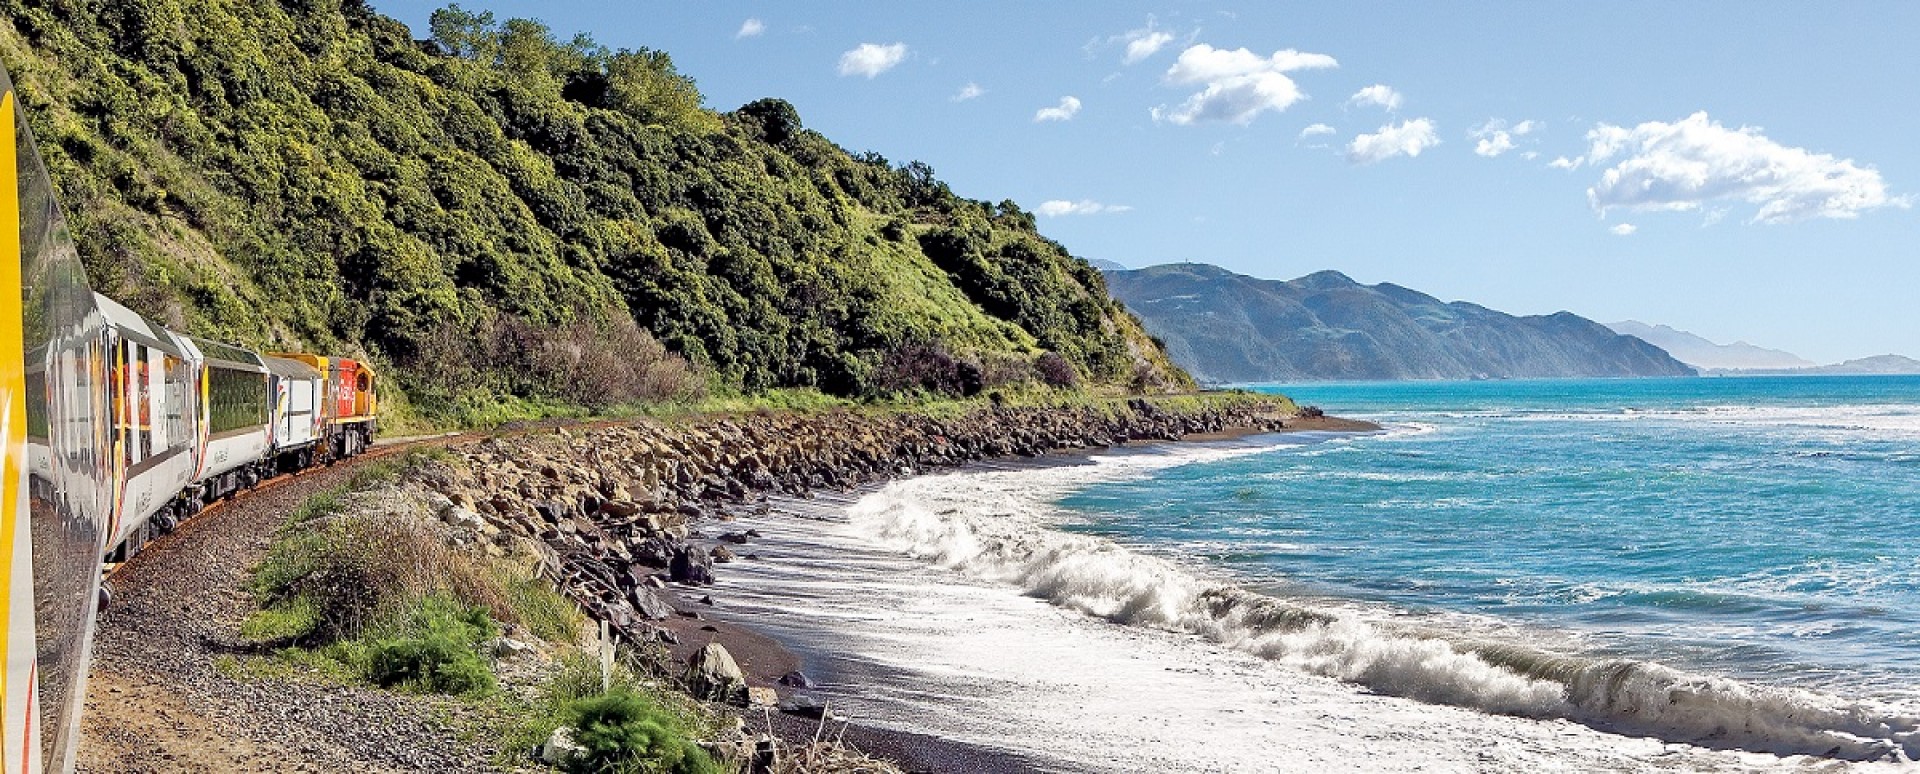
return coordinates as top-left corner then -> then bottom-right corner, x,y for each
269,354 -> 378,460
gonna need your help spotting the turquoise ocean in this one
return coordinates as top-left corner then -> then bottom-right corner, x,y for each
1067,376 -> 1920,703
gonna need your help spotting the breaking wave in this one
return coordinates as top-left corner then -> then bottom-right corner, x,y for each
849,476 -> 1920,763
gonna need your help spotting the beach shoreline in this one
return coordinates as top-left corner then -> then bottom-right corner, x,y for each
656,420 -> 1384,772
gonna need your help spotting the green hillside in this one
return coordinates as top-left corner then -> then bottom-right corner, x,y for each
0,0 -> 1189,422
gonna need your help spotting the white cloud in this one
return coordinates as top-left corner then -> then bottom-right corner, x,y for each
1348,84 -> 1402,111
1475,132 -> 1516,157
1125,31 -> 1175,64
1549,156 -> 1580,170
952,82 -> 986,102
1470,118 -> 1540,158
735,18 -> 765,39
1151,44 -> 1337,126
1580,112 -> 1903,224
1101,17 -> 1179,64
1347,118 -> 1439,164
1299,123 -> 1336,139
1610,223 -> 1638,236
1034,96 -> 1082,122
837,43 -> 909,78
1036,199 -> 1132,217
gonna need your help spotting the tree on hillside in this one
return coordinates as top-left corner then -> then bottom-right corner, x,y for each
427,4 -> 498,61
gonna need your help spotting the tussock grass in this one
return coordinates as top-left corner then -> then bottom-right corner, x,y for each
241,473 -> 585,699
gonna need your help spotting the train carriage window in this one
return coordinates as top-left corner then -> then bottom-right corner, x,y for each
25,364 -> 48,440
145,345 -> 167,451
117,340 -> 146,467
207,367 -> 268,435
163,354 -> 193,451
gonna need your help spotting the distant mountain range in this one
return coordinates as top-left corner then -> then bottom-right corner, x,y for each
1701,354 -> 1920,376
1605,321 -> 1814,370
1102,263 -> 1696,383
1605,321 -> 1920,376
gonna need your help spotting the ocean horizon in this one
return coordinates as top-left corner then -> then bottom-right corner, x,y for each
711,375 -> 1920,771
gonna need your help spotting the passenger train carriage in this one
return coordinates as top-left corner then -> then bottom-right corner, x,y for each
0,64 -> 380,772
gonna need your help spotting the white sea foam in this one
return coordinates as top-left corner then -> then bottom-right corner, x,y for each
847,453 -> 1920,764
1511,403 -> 1920,439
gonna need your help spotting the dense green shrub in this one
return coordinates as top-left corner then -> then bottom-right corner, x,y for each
565,689 -> 721,774
361,595 -> 498,696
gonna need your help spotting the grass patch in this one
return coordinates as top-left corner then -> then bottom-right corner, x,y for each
283,460 -> 404,525
238,594 -> 323,642
503,573 -> 585,643
241,463 -> 586,702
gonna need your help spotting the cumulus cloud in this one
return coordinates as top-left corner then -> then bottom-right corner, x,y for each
1347,118 -> 1439,164
1036,200 -> 1132,217
1579,112 -> 1903,223
1099,17 -> 1179,64
1470,118 -> 1540,158
1299,123 -> 1336,139
1475,133 -> 1516,157
1610,223 -> 1638,236
952,82 -> 986,102
1124,31 -> 1175,64
838,43 -> 909,78
735,18 -> 765,39
1348,84 -> 1402,111
1548,156 -> 1581,170
1034,96 -> 1082,122
1151,44 -> 1337,126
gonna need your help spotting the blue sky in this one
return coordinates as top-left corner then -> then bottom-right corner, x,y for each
374,2 -> 1920,363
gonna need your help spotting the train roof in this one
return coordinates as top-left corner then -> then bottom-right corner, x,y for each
186,334 -> 267,372
260,354 -> 323,380
90,292 -> 178,353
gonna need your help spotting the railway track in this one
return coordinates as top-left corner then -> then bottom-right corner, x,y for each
77,429 -> 501,773
101,430 -> 479,583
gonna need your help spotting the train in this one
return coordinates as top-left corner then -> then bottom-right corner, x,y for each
0,64 -> 378,772
82,293 -> 379,563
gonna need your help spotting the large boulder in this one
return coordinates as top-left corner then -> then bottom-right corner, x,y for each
777,692 -> 827,719
669,547 -> 714,585
686,642 -> 747,704
628,586 -> 674,621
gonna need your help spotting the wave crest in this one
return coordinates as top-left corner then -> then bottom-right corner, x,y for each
852,482 -> 1920,762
